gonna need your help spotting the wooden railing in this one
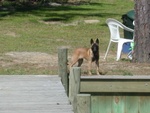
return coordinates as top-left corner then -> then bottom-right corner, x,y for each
58,48 -> 150,113
58,47 -> 69,95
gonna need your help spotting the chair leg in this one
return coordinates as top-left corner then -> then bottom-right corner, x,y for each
127,51 -> 133,60
104,41 -> 111,60
116,41 -> 124,61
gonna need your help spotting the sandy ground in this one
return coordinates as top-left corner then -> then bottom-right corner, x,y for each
1,51 -> 150,75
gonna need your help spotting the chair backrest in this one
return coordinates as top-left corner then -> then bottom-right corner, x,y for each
133,21 -> 135,26
106,18 -> 134,42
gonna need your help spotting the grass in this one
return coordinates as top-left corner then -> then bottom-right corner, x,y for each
0,0 -> 134,75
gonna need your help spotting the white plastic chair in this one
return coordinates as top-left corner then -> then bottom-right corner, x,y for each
104,18 -> 134,61
127,21 -> 135,60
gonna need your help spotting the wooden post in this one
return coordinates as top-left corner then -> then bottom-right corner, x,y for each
69,67 -> 81,112
77,94 -> 91,113
58,47 -> 69,95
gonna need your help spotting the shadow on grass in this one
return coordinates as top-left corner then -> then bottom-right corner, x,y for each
0,2 -> 120,22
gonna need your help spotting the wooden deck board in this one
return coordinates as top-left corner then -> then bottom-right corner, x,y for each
0,75 -> 73,113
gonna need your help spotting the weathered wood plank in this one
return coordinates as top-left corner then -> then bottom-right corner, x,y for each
90,95 -> 150,113
112,96 -> 125,113
139,96 -> 150,113
58,48 -> 69,95
91,96 -> 99,113
77,94 -> 91,113
69,67 -> 81,113
81,75 -> 150,80
0,75 -> 73,113
125,96 -> 139,113
80,75 -> 150,93
80,81 -> 150,93
91,96 -> 112,113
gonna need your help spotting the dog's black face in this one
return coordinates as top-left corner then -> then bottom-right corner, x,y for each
90,39 -> 99,62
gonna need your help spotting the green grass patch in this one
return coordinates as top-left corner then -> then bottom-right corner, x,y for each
0,0 -> 134,75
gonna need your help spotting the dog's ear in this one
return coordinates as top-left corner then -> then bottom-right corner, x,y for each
95,38 -> 99,44
90,39 -> 94,45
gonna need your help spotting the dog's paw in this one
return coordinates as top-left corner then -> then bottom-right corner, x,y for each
88,72 -> 92,76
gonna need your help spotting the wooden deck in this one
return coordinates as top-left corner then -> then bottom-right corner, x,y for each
0,75 -> 74,113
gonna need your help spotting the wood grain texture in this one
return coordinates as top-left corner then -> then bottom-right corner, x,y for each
77,94 -> 91,113
58,48 -> 69,95
80,75 -> 150,113
91,96 -> 112,113
81,75 -> 150,80
0,75 -> 73,113
69,67 -> 81,113
139,96 -> 150,113
80,75 -> 150,93
112,96 -> 125,113
125,96 -> 139,113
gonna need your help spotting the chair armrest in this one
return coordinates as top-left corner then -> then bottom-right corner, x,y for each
123,25 -> 134,33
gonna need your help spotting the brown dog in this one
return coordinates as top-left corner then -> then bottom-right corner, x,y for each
70,38 -> 100,75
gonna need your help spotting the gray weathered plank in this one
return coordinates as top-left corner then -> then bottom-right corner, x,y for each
80,75 -> 150,93
81,75 -> 150,80
80,81 -> 150,93
0,75 -> 73,113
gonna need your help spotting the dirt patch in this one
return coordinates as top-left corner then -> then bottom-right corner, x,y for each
0,52 -> 59,74
3,52 -> 57,67
1,52 -> 150,75
39,20 -> 78,26
84,20 -> 100,24
40,19 -> 100,26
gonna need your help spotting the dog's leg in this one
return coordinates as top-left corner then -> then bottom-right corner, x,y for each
69,57 -> 79,74
88,61 -> 92,75
95,60 -> 100,75
78,59 -> 83,67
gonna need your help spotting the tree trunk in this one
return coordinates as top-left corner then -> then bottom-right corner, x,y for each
133,0 -> 150,63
